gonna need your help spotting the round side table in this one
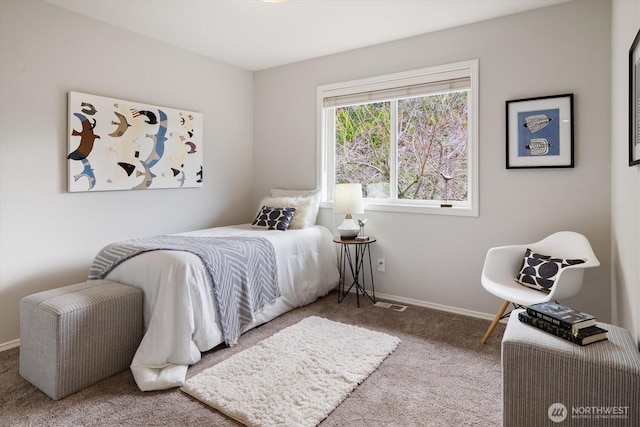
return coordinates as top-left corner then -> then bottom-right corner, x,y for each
332,237 -> 377,307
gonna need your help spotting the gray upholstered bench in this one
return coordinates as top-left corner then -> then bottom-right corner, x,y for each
502,309 -> 640,426
19,279 -> 144,400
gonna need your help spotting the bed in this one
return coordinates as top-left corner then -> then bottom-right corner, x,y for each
100,219 -> 339,391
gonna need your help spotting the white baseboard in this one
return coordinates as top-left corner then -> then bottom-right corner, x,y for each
373,291 -> 506,323
0,339 -> 19,352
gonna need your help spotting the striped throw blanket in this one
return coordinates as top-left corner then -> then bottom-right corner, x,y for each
89,235 -> 279,346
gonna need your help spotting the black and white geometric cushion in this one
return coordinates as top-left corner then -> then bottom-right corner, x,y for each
251,206 -> 297,231
514,248 -> 586,292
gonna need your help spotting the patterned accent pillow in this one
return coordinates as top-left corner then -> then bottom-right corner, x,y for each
257,196 -> 316,229
251,206 -> 297,231
514,248 -> 586,292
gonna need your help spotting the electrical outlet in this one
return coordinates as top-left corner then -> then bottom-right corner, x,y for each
377,258 -> 386,272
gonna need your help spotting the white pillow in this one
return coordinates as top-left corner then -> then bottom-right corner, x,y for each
270,188 -> 320,199
270,189 -> 320,227
257,196 -> 316,229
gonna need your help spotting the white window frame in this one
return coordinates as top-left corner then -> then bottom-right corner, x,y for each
317,59 -> 479,217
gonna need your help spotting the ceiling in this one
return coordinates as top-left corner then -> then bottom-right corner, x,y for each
46,0 -> 571,71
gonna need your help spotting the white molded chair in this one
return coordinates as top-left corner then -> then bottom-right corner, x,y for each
481,231 -> 600,344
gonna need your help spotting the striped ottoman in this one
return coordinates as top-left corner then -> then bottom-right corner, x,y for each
502,309 -> 640,426
19,280 -> 143,400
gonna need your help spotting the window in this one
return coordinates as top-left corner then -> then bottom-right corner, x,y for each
317,60 -> 478,216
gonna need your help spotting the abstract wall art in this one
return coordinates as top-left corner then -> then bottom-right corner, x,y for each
505,93 -> 574,169
629,29 -> 640,167
67,91 -> 203,192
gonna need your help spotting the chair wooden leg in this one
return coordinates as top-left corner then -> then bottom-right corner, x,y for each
482,300 -> 511,344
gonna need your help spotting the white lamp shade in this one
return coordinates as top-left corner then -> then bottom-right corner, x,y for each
333,183 -> 364,215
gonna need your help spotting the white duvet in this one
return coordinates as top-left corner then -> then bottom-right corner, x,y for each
105,224 -> 339,391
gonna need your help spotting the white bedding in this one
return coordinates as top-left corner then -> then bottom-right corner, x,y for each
105,224 -> 339,391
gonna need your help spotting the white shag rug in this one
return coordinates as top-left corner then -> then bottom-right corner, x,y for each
181,316 -> 401,427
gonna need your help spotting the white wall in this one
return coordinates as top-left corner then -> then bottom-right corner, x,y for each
0,0 -> 623,349
0,0 -> 255,346
254,0 -> 612,322
611,0 -> 640,344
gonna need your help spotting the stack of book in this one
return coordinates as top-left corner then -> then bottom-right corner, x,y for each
518,302 -> 608,346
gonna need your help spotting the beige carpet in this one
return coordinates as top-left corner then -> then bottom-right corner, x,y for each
0,291 -> 506,426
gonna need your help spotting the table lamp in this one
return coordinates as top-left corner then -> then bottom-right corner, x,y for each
333,183 -> 364,239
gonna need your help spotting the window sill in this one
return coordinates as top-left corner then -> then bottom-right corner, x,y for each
320,201 -> 478,217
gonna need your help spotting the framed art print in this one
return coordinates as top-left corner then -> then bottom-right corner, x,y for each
506,93 -> 574,169
67,91 -> 203,192
630,29 -> 640,167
